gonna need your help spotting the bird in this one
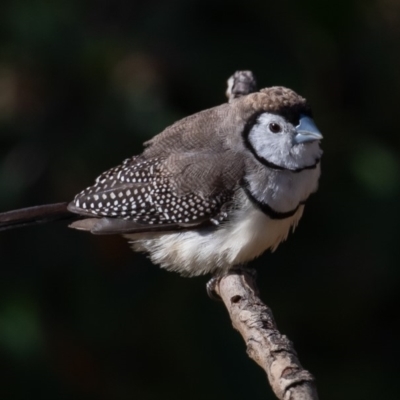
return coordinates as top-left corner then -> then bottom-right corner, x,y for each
0,72 -> 323,278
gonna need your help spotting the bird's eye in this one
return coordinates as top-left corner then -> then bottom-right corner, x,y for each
269,122 -> 282,133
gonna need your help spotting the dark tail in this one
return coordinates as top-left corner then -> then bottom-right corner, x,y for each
0,203 -> 79,232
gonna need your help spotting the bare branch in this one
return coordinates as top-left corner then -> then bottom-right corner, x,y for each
226,70 -> 258,102
208,71 -> 319,399
214,270 -> 319,400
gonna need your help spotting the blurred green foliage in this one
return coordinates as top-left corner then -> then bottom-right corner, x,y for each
1,0 -> 400,399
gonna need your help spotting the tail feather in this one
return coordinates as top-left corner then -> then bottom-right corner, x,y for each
0,202 -> 79,231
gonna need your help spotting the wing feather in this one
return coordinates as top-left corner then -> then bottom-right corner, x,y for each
68,104 -> 247,234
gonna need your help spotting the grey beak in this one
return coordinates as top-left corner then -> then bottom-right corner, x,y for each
294,115 -> 323,144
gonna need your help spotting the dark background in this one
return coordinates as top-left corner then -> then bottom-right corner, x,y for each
1,1 -> 399,399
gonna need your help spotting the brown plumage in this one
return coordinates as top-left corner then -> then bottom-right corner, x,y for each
0,72 -> 322,276
68,87 -> 311,235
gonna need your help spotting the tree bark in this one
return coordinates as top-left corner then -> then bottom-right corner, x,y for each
214,270 -> 319,400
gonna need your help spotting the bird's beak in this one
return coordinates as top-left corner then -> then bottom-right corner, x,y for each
294,115 -> 323,144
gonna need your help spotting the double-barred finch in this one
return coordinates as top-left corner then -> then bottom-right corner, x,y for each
0,72 -> 323,277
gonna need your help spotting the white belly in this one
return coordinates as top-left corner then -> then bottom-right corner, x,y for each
125,196 -> 304,276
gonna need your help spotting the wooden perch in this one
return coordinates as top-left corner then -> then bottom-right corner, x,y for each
211,71 -> 319,399
214,270 -> 319,400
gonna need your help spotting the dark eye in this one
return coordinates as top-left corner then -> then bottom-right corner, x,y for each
269,122 -> 282,133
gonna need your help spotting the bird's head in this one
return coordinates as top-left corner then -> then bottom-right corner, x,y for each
241,87 -> 323,171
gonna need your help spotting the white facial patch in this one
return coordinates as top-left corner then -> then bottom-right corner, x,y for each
247,113 -> 322,170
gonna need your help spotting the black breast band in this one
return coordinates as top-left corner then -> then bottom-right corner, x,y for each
242,184 -> 307,220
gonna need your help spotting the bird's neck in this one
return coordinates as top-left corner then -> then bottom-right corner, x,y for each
243,159 -> 321,213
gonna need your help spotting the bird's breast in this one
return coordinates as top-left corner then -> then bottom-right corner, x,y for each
126,192 -> 303,276
244,163 -> 321,212
217,194 -> 304,265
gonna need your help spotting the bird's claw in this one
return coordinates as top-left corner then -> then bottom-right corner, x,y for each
206,276 -> 222,301
206,266 -> 257,301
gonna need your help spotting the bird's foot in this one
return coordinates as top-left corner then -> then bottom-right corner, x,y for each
206,266 -> 257,301
206,276 -> 222,301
